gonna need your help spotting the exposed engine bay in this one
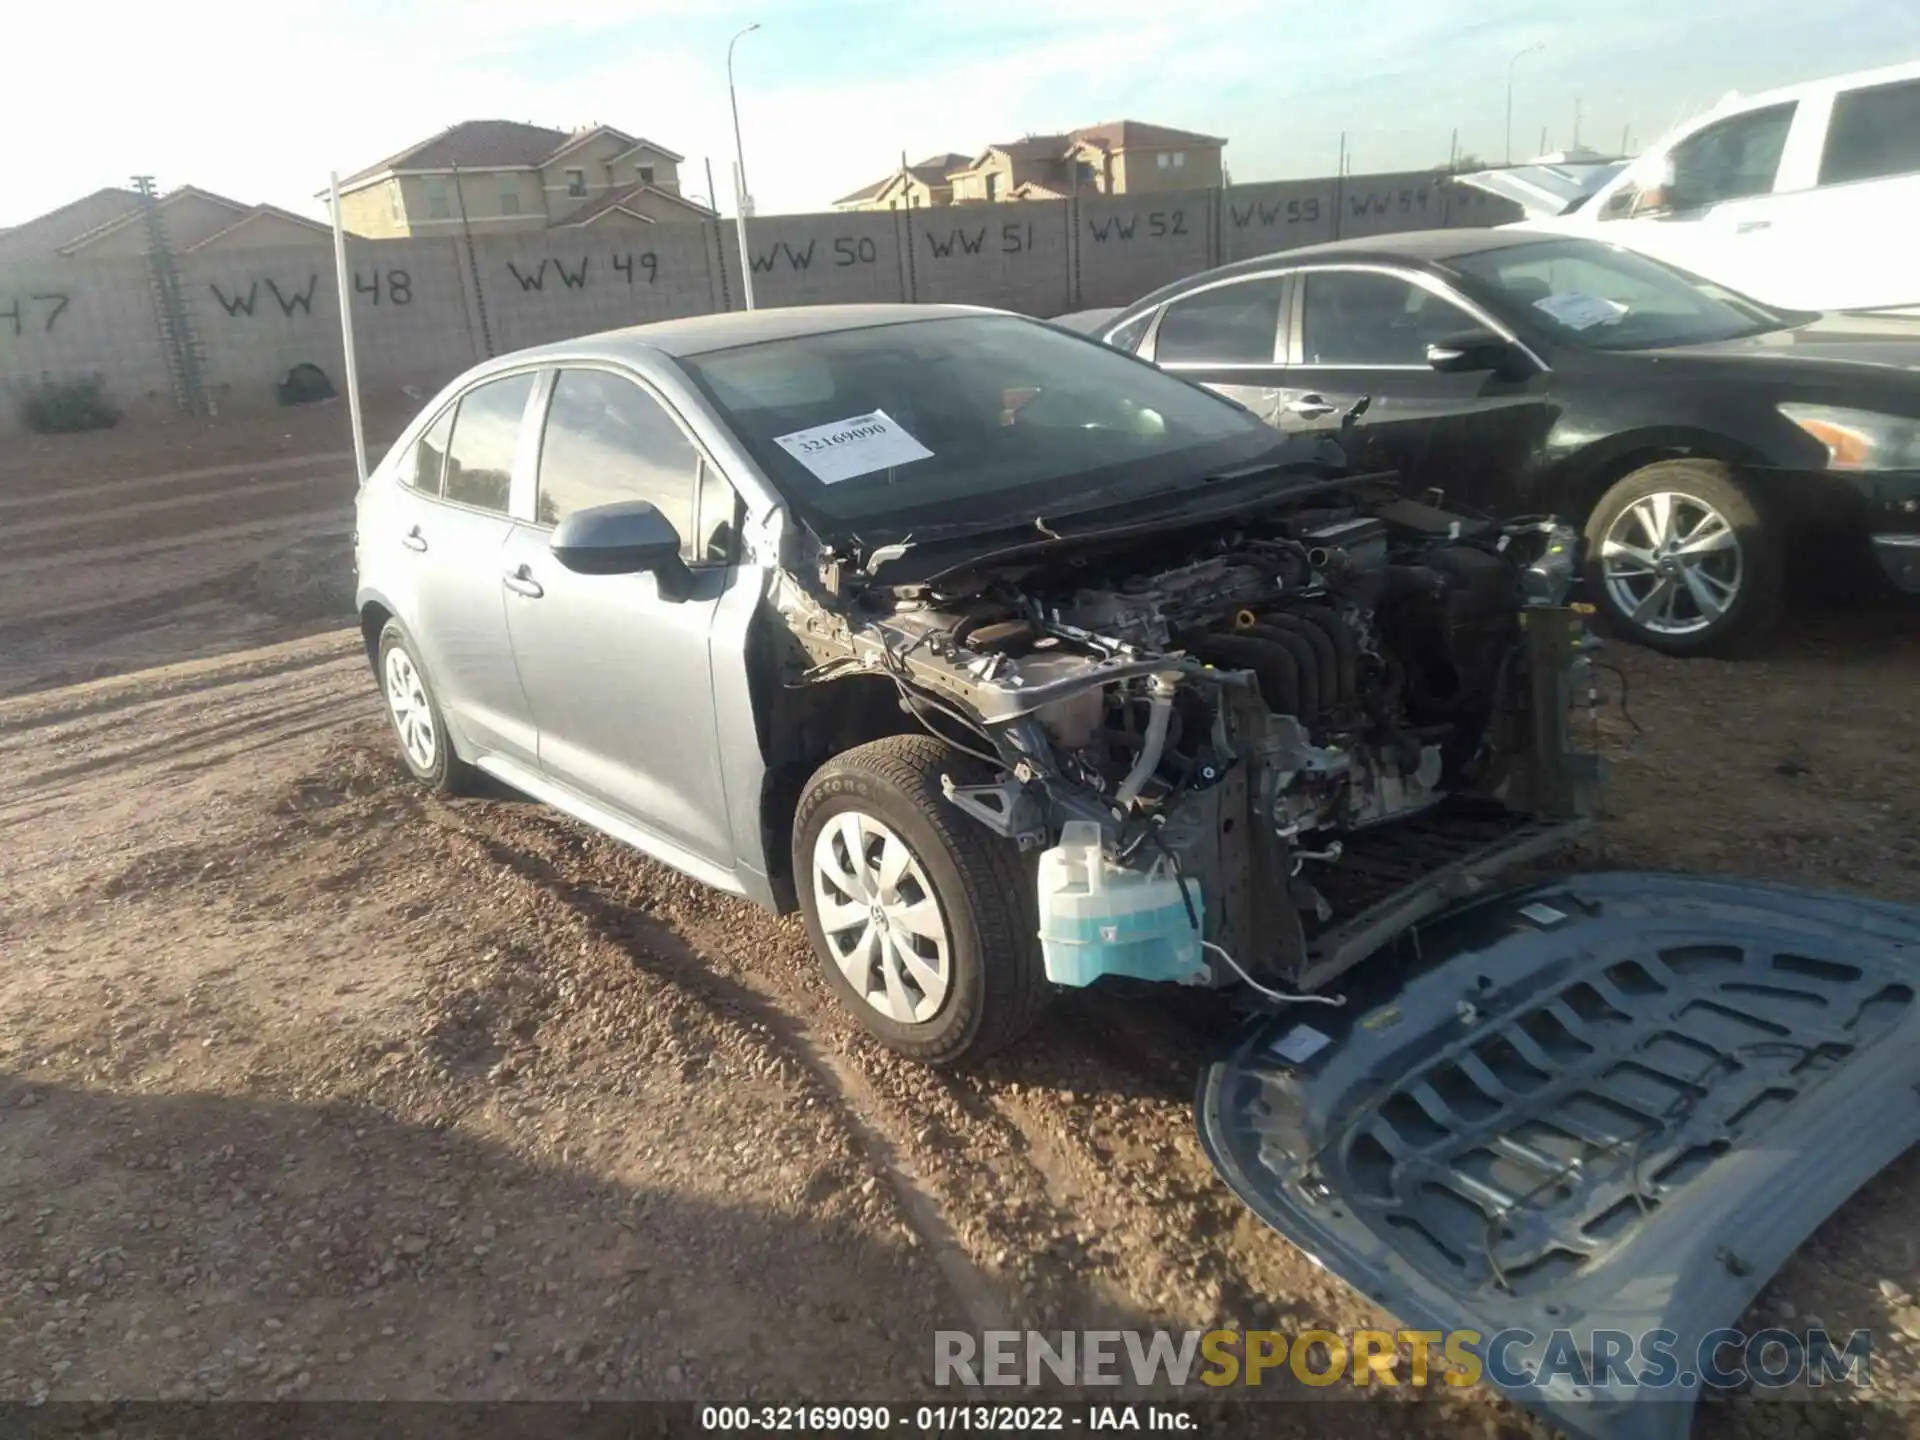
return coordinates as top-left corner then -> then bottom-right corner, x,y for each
777,480 -> 1600,996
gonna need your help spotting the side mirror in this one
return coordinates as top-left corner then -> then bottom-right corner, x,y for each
1631,158 -> 1688,217
1427,329 -> 1532,379
549,500 -> 693,601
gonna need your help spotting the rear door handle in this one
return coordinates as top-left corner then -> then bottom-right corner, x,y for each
401,526 -> 428,552
1285,395 -> 1338,419
1735,219 -> 1772,233
501,565 -> 544,599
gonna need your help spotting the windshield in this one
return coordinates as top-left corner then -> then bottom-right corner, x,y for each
673,314 -> 1278,534
1447,238 -> 1793,351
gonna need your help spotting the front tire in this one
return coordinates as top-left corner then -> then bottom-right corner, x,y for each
793,735 -> 1048,1066
1582,459 -> 1783,657
376,620 -> 476,795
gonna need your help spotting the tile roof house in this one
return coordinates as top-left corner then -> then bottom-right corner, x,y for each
327,120 -> 716,237
833,153 -> 972,212
944,121 -> 1227,204
0,186 -> 331,261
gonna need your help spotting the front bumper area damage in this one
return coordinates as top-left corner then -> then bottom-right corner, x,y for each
1196,871 -> 1920,1440
774,461 -> 1601,1005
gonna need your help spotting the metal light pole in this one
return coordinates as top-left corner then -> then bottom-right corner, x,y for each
328,171 -> 368,485
1505,41 -> 1545,165
727,21 -> 761,310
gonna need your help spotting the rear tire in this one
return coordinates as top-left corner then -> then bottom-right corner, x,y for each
1582,459 -> 1783,657
376,620 -> 477,796
793,735 -> 1048,1066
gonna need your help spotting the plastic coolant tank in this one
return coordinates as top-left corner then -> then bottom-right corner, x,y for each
1036,822 -> 1207,987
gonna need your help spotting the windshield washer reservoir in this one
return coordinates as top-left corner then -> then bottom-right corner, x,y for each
1037,822 -> 1207,987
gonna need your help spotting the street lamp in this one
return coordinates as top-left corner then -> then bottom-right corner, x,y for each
728,21 -> 761,309
1505,41 -> 1545,165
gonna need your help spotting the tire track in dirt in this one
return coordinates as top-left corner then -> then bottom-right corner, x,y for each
428,800 -> 1019,1338
0,637 -> 355,738
2,439 -> 361,698
0,449 -> 355,519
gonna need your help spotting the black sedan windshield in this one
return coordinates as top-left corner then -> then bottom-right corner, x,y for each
1449,238 -> 1793,351
674,314 -> 1278,531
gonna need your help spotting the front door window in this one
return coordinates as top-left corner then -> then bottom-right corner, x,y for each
1298,271 -> 1474,367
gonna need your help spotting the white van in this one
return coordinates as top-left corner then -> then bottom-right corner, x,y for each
1458,59 -> 1920,315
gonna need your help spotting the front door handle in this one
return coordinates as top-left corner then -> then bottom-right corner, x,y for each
1735,219 -> 1772,234
1285,395 -> 1338,419
401,526 -> 428,552
501,565 -> 544,599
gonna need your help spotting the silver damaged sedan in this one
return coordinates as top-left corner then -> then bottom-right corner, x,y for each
354,304 -> 1599,1064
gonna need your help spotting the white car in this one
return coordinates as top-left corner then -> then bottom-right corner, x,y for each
1458,59 -> 1920,315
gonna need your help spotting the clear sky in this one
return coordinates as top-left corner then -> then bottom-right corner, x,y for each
4,0 -> 1916,228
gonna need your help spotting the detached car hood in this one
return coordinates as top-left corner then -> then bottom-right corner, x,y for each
1452,162 -> 1625,219
1651,313 -> 1920,377
1197,871 -> 1920,1440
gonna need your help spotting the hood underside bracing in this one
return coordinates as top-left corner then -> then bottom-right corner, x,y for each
1197,870 -> 1920,1439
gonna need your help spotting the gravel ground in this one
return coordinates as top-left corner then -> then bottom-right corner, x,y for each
1,423 -> 1916,1434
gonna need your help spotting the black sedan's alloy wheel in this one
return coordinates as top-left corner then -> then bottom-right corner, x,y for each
1583,459 -> 1783,656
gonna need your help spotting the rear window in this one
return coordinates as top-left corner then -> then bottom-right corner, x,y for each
1820,77 -> 1920,186
1105,311 -> 1153,354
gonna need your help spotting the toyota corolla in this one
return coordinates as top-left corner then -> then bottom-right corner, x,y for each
353,304 -> 1599,1064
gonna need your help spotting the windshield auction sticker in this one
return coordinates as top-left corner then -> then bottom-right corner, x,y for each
772,410 -> 934,484
1532,293 -> 1628,330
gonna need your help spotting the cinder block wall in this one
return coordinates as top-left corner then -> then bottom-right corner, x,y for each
0,256 -> 178,421
0,173 -> 1522,432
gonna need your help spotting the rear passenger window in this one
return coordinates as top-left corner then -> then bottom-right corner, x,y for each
442,373 -> 535,513
1152,276 -> 1287,365
536,368 -> 704,558
402,409 -> 453,495
1820,78 -> 1920,186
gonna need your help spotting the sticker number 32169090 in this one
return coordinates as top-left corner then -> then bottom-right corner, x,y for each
771,409 -> 935,484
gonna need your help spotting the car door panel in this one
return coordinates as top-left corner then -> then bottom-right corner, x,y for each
500,534 -> 737,860
501,366 -> 740,866
405,374 -> 541,765
1279,267 -> 1551,513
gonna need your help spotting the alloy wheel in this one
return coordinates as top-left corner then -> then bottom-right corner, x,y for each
1599,490 -> 1744,637
811,811 -> 952,1024
383,646 -> 438,772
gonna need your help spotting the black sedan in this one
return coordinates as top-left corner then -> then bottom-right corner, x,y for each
1077,229 -> 1920,654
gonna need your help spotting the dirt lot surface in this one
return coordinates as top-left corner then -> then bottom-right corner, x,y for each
0,399 -> 414,699
2,422 -> 1918,1434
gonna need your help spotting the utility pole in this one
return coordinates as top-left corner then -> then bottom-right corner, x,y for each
1539,125 -> 1549,156
1573,97 -> 1584,148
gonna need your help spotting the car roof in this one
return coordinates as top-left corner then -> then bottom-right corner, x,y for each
1207,225 -> 1552,278
509,302 -> 1004,363
1697,55 -> 1920,115
1105,226 -> 1569,321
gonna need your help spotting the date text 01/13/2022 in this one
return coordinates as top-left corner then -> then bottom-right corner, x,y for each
697,1404 -> 1197,1431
